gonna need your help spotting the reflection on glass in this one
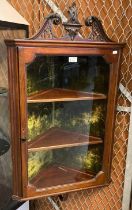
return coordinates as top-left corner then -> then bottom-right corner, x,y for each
26,55 -> 110,189
27,55 -> 109,96
28,100 -> 106,141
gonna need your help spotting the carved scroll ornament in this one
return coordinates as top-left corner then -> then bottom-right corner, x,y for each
30,13 -> 61,40
85,16 -> 112,42
30,3 -> 112,42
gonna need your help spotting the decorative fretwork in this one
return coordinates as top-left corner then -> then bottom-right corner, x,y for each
30,3 -> 114,42
30,13 -> 61,40
85,16 -> 112,42
30,2 -> 83,41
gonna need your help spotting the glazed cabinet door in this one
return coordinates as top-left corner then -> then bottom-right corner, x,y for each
17,46 -> 120,199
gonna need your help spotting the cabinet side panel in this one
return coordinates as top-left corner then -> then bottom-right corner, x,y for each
7,46 -> 22,197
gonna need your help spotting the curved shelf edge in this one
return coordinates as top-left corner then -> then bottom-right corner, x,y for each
25,170 -> 106,199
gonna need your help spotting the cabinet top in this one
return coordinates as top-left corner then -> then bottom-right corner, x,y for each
5,3 -> 125,48
5,39 -> 125,49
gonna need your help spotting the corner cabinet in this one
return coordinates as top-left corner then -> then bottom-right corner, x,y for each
5,3 -> 125,200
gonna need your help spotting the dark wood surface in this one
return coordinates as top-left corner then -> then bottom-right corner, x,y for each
5,38 -> 125,48
5,37 -> 124,200
30,165 -> 95,189
28,127 -> 102,152
27,88 -> 107,103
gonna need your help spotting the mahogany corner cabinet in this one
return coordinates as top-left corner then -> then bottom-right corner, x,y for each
5,3 -> 125,200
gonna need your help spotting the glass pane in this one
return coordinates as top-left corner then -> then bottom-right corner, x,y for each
27,55 -> 109,96
26,55 -> 110,189
28,100 -> 106,142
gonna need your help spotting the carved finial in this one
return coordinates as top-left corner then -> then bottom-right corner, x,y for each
63,2 -> 82,40
85,16 -> 112,42
67,2 -> 80,24
30,13 -> 61,40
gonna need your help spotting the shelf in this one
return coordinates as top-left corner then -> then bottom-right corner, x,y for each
30,165 -> 95,189
28,127 -> 103,152
27,88 -> 107,103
